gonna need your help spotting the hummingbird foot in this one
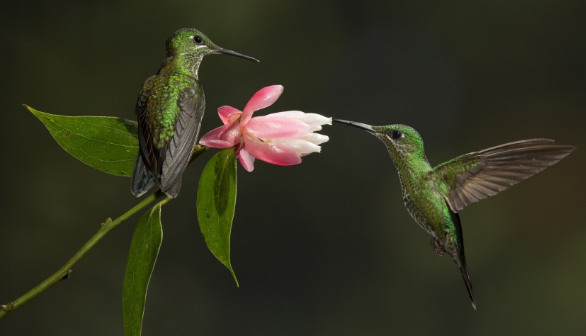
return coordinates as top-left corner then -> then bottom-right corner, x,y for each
430,237 -> 446,256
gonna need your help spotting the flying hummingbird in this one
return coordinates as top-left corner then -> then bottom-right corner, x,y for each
334,119 -> 575,310
131,28 -> 258,198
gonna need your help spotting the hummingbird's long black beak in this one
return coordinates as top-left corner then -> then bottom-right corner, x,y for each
333,119 -> 376,133
216,48 -> 259,62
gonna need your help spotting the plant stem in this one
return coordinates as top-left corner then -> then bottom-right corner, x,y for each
0,190 -> 167,319
0,145 -> 209,319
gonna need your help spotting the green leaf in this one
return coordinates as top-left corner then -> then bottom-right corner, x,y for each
197,147 -> 238,286
123,203 -> 163,336
26,105 -> 138,176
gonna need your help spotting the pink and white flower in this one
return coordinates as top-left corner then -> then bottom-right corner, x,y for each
199,85 -> 331,172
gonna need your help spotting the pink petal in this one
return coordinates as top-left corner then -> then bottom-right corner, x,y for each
237,147 -> 255,172
241,85 -> 284,125
218,106 -> 242,125
243,116 -> 310,139
243,135 -> 302,166
199,121 -> 241,148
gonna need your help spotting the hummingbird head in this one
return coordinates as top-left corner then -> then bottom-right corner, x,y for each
165,28 -> 259,73
334,119 -> 427,162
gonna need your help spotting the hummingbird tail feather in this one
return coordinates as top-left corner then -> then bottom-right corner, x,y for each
457,255 -> 476,311
448,213 -> 476,310
162,176 -> 182,199
130,155 -> 156,197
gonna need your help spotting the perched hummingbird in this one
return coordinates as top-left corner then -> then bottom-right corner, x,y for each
334,119 -> 575,309
131,28 -> 258,198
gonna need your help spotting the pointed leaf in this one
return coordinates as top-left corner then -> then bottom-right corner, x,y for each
197,148 -> 238,285
123,203 -> 163,336
26,105 -> 139,176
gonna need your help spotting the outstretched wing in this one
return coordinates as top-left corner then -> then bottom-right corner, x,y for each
430,139 -> 575,213
159,80 -> 205,191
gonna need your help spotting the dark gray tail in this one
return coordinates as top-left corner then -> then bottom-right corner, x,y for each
448,211 -> 476,310
130,155 -> 155,197
457,254 -> 476,310
162,176 -> 181,198
131,155 -> 183,198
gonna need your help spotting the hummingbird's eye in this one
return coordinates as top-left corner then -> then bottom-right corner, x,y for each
391,130 -> 403,140
192,36 -> 204,45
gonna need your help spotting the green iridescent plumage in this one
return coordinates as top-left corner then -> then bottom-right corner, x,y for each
142,70 -> 202,149
130,28 -> 258,198
336,119 -> 575,310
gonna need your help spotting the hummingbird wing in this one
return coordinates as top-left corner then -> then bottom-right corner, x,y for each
430,139 -> 575,212
158,80 -> 205,194
134,75 -> 205,197
135,76 -> 158,173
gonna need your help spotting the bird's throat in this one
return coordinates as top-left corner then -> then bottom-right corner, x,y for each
162,54 -> 204,80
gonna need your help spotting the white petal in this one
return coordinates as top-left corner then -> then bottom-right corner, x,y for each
304,133 -> 329,145
301,114 -> 332,128
271,138 -> 321,155
267,111 -> 332,128
267,111 -> 305,119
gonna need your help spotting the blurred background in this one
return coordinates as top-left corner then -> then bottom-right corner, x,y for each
1,1 -> 585,335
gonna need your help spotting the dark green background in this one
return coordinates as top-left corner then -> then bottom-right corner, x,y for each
1,1 -> 585,335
